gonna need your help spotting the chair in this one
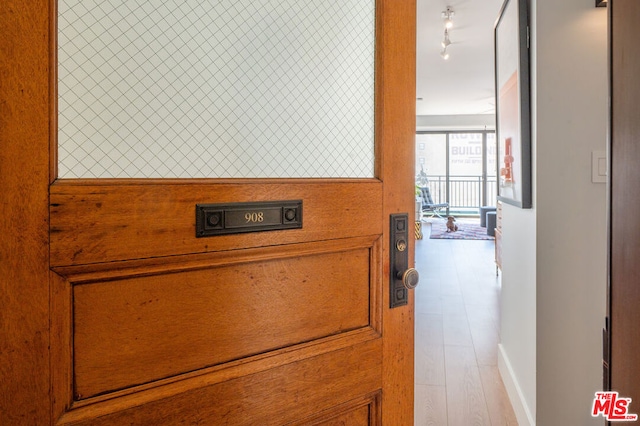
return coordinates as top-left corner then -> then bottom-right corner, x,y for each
419,187 -> 449,219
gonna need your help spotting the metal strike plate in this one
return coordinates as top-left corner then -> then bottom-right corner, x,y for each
196,200 -> 302,237
390,213 -> 409,308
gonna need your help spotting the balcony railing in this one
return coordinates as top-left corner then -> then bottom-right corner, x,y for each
418,175 -> 498,213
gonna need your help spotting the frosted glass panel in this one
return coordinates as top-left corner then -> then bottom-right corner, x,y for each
58,1 -> 375,178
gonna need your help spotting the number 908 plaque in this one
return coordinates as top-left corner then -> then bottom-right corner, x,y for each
196,200 -> 302,237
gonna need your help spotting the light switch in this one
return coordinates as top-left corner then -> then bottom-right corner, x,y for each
598,158 -> 606,176
592,151 -> 607,184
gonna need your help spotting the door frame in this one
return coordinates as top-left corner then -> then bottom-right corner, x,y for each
0,0 -> 416,423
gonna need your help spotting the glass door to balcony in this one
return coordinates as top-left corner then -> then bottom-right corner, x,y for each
416,130 -> 496,215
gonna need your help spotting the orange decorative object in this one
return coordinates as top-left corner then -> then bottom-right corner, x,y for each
500,137 -> 514,183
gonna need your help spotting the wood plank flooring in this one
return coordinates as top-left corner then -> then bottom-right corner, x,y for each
414,221 -> 518,425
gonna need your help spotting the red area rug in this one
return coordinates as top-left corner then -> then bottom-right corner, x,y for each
428,220 -> 494,240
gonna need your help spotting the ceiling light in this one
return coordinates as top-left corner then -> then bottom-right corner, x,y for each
444,17 -> 453,29
442,6 -> 454,29
440,49 -> 450,60
441,29 -> 451,49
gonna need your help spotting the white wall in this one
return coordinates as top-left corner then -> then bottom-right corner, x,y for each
500,202 -> 537,424
499,0 -> 608,425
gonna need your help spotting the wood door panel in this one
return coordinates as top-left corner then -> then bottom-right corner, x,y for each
50,180 -> 382,266
610,0 -> 640,400
296,397 -> 376,426
316,406 -> 369,426
1,1 -> 415,424
57,340 -> 382,426
70,244 -> 374,399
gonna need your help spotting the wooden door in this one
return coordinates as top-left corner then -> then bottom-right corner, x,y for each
609,0 -> 640,404
0,1 -> 416,425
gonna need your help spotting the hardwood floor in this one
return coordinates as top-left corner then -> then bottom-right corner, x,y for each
414,221 -> 518,426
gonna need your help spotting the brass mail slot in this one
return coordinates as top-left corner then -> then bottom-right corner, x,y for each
196,200 -> 302,237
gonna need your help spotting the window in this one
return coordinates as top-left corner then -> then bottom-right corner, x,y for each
415,130 -> 497,214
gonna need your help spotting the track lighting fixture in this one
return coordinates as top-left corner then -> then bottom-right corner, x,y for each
441,29 -> 451,49
439,8 -> 453,61
442,6 -> 454,29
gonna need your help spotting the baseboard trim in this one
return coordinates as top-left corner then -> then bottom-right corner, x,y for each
498,344 -> 536,426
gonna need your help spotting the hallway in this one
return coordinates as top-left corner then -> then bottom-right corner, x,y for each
414,226 -> 518,425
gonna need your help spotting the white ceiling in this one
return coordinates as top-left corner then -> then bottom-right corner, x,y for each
416,0 -> 506,117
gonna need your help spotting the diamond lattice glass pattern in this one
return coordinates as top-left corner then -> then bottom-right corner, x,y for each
58,1 -> 375,178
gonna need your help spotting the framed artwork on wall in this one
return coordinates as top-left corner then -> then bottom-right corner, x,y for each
494,0 -> 532,208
